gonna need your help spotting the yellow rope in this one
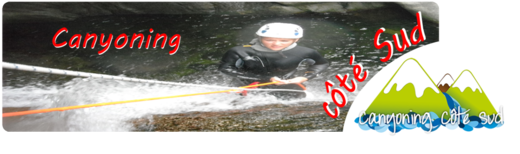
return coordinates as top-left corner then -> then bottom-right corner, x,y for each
3,82 -> 281,117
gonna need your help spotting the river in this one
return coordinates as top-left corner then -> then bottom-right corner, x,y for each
2,9 -> 438,131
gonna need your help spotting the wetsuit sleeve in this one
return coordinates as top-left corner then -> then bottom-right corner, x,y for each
303,50 -> 329,79
218,48 -> 269,81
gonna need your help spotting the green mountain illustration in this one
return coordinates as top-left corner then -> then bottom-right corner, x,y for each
365,58 -> 451,118
446,70 -> 497,117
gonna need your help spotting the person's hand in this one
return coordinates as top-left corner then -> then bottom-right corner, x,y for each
270,77 -> 287,85
270,77 -> 308,85
286,77 -> 308,84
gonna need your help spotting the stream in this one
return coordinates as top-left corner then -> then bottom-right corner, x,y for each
2,8 -> 438,131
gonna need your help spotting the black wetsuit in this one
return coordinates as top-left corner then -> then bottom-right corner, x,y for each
218,45 -> 329,99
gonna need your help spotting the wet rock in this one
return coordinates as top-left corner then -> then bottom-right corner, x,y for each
3,2 -> 438,24
3,2 -> 86,23
2,107 -> 31,113
397,2 -> 439,23
275,0 -> 321,5
267,5 -> 304,15
122,2 -> 215,14
305,3 -> 346,13
216,2 -> 275,15
130,101 -> 352,132
344,2 -> 389,11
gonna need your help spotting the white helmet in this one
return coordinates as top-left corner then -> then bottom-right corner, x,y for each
256,23 -> 303,39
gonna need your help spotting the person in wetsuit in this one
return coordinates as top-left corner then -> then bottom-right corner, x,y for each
218,23 -> 329,99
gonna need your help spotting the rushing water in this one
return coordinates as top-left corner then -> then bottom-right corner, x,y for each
2,9 -> 439,131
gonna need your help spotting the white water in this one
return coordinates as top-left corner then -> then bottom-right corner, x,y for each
3,77 -> 332,131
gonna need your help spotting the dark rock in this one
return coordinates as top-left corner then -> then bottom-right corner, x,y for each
275,0 -> 322,5
3,2 -> 440,24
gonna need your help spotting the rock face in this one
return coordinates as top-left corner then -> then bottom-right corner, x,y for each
275,0 -> 321,5
3,2 -> 439,24
310,3 -> 346,13
344,2 -> 388,11
267,5 -> 304,14
397,2 -> 439,23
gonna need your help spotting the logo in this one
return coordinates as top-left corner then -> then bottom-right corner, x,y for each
341,38 -> 520,153
355,58 -> 503,133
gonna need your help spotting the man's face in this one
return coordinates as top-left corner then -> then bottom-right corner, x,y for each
260,37 -> 299,51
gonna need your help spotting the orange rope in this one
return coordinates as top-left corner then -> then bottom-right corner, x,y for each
3,82 -> 279,117
297,83 -> 307,90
